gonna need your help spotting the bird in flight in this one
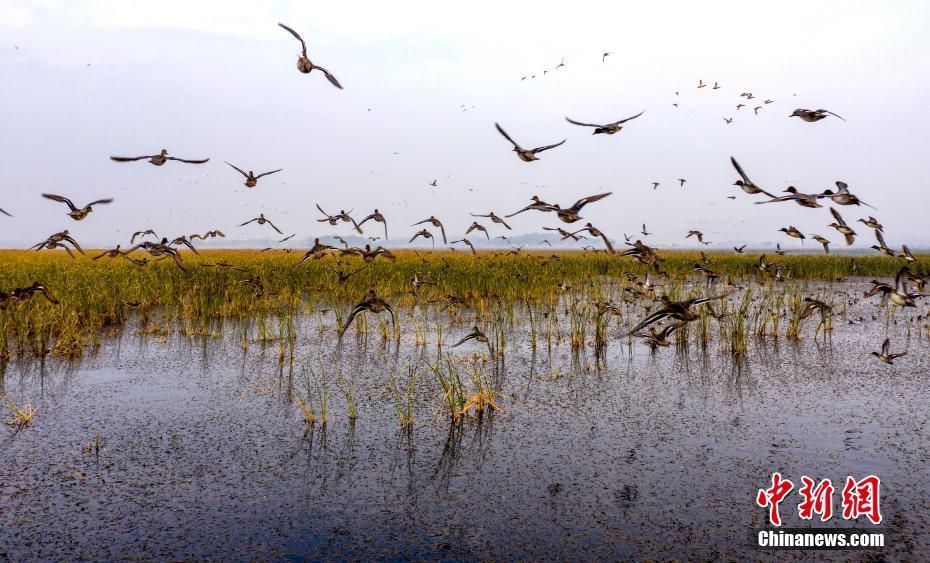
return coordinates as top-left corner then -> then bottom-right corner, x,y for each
42,193 -> 112,221
278,22 -> 342,89
872,338 -> 906,365
224,162 -> 282,188
730,157 -> 776,198
240,213 -> 283,234
790,108 -> 845,122
495,123 -> 566,162
564,110 -> 645,135
110,149 -> 208,166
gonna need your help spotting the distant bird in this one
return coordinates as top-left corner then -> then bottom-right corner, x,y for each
240,213 -> 282,234
566,223 -> 614,253
450,238 -> 476,255
602,51 -> 611,62
858,216 -> 884,232
736,104 -> 746,110
277,22 -> 342,89
471,212 -> 511,229
316,205 -> 361,233
339,289 -> 394,336
131,230 -> 158,244
641,224 -> 651,236
191,230 -> 225,240
698,80 -> 706,88
494,123 -> 566,162
790,109 -> 845,122
900,245 -> 917,264
564,110 -> 644,135
827,207 -> 856,245
712,82 -> 720,90
465,222 -> 490,239
430,179 -> 438,187
451,326 -> 489,348
810,234 -> 831,254
555,57 -> 566,69
409,229 -> 435,247
734,244 -> 746,253
358,209 -> 389,239
775,243 -> 788,256
544,227 -> 582,241
686,230 -> 706,244
224,162 -> 282,188
723,118 -> 733,124
872,338 -> 906,365
411,216 -> 447,244
779,226 -> 805,241
505,196 -> 556,217
756,186 -> 822,208
93,245 -> 124,260
42,193 -> 112,220
651,182 -> 660,190
730,156 -> 775,199
819,181 -> 874,208
110,149 -> 208,165
325,262 -> 369,284
678,178 -> 687,187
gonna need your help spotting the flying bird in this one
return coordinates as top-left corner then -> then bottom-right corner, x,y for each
41,193 -> 113,220
872,338 -> 906,365
224,162 -> 282,188
110,149 -> 208,165
790,108 -> 845,122
494,123 -> 566,162
240,213 -> 283,234
277,22 -> 342,89
564,110 -> 645,135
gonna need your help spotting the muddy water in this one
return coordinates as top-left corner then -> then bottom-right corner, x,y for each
1,296 -> 929,560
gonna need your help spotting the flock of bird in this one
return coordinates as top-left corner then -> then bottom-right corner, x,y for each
2,23 -> 922,363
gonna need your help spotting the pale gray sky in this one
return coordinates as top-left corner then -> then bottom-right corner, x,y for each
2,0 -> 929,249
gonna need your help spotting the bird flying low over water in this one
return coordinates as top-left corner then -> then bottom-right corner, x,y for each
622,293 -> 733,337
278,22 -> 343,89
564,110 -> 645,135
224,162 -> 282,188
110,149 -> 208,165
339,289 -> 394,337
872,338 -> 906,365
451,326 -> 489,348
494,123 -> 566,162
42,193 -> 113,220
790,108 -> 845,122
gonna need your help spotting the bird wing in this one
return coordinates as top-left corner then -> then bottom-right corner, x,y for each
822,109 -> 846,122
611,110 -> 646,125
166,156 -> 209,163
564,117 -> 602,128
339,304 -> 368,336
533,139 -> 566,153
87,198 -> 114,206
0,207 -> 12,217
265,219 -> 283,234
254,168 -> 283,179
110,155 -> 153,162
494,123 -> 522,150
42,193 -> 77,211
239,218 -> 258,226
623,310 -> 671,337
829,206 -> 847,227
881,338 -> 890,355
451,332 -> 477,347
573,192 -> 612,210
730,156 -> 752,184
278,22 -> 307,56
225,161 -> 248,177
875,229 -> 887,248
317,66 -> 343,89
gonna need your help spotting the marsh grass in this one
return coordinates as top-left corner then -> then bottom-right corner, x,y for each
3,394 -> 36,427
0,249 -> 919,358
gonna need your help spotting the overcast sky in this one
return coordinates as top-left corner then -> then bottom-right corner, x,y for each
2,0 -> 929,250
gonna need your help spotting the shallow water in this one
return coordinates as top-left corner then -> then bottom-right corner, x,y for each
2,286 -> 929,560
